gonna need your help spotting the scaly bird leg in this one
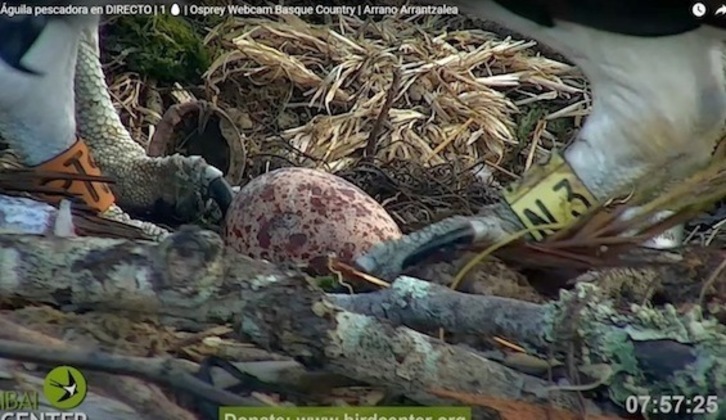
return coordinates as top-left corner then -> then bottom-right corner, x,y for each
0,16 -> 232,239
356,2 -> 726,280
75,22 -> 234,226
0,15 -> 169,237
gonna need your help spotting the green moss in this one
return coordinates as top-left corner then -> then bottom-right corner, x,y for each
103,15 -> 213,85
313,276 -> 338,291
508,104 -> 574,171
514,105 -> 546,145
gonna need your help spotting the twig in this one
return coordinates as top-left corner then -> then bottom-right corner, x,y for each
698,256 -> 726,310
0,316 -> 196,420
0,338 -> 263,407
364,68 -> 401,160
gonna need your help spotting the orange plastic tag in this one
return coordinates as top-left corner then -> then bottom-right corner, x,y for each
30,138 -> 115,213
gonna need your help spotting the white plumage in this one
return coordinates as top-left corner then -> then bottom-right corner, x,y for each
446,1 -> 725,200
0,17 -> 96,165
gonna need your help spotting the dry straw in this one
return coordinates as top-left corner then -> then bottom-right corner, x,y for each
201,13 -> 583,173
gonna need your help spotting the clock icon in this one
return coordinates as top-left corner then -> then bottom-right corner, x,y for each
692,2 -> 707,17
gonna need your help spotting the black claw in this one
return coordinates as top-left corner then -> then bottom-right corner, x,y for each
208,176 -> 234,217
400,225 -> 478,271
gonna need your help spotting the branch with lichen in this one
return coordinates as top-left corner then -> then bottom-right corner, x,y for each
0,228 -> 723,418
0,228 -> 602,418
331,276 -> 726,414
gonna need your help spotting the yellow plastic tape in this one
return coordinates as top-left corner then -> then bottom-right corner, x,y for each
502,152 -> 597,241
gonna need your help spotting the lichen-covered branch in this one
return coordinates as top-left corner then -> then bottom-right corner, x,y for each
331,276 -> 726,412
1,228 -> 723,418
0,228 -> 600,417
330,277 -> 550,348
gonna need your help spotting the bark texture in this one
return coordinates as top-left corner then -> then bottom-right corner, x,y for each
1,228 -> 724,418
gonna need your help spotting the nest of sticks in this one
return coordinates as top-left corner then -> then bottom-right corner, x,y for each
0,10 -> 725,420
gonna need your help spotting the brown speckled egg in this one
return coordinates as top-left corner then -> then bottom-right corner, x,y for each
223,168 -> 402,264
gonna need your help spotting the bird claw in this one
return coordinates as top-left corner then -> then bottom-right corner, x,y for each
355,209 -> 516,281
70,24 -> 235,228
171,155 -> 234,222
203,164 -> 235,217
355,198 -> 689,282
94,152 -> 233,227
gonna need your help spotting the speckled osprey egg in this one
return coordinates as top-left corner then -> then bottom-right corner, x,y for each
223,167 -> 402,264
